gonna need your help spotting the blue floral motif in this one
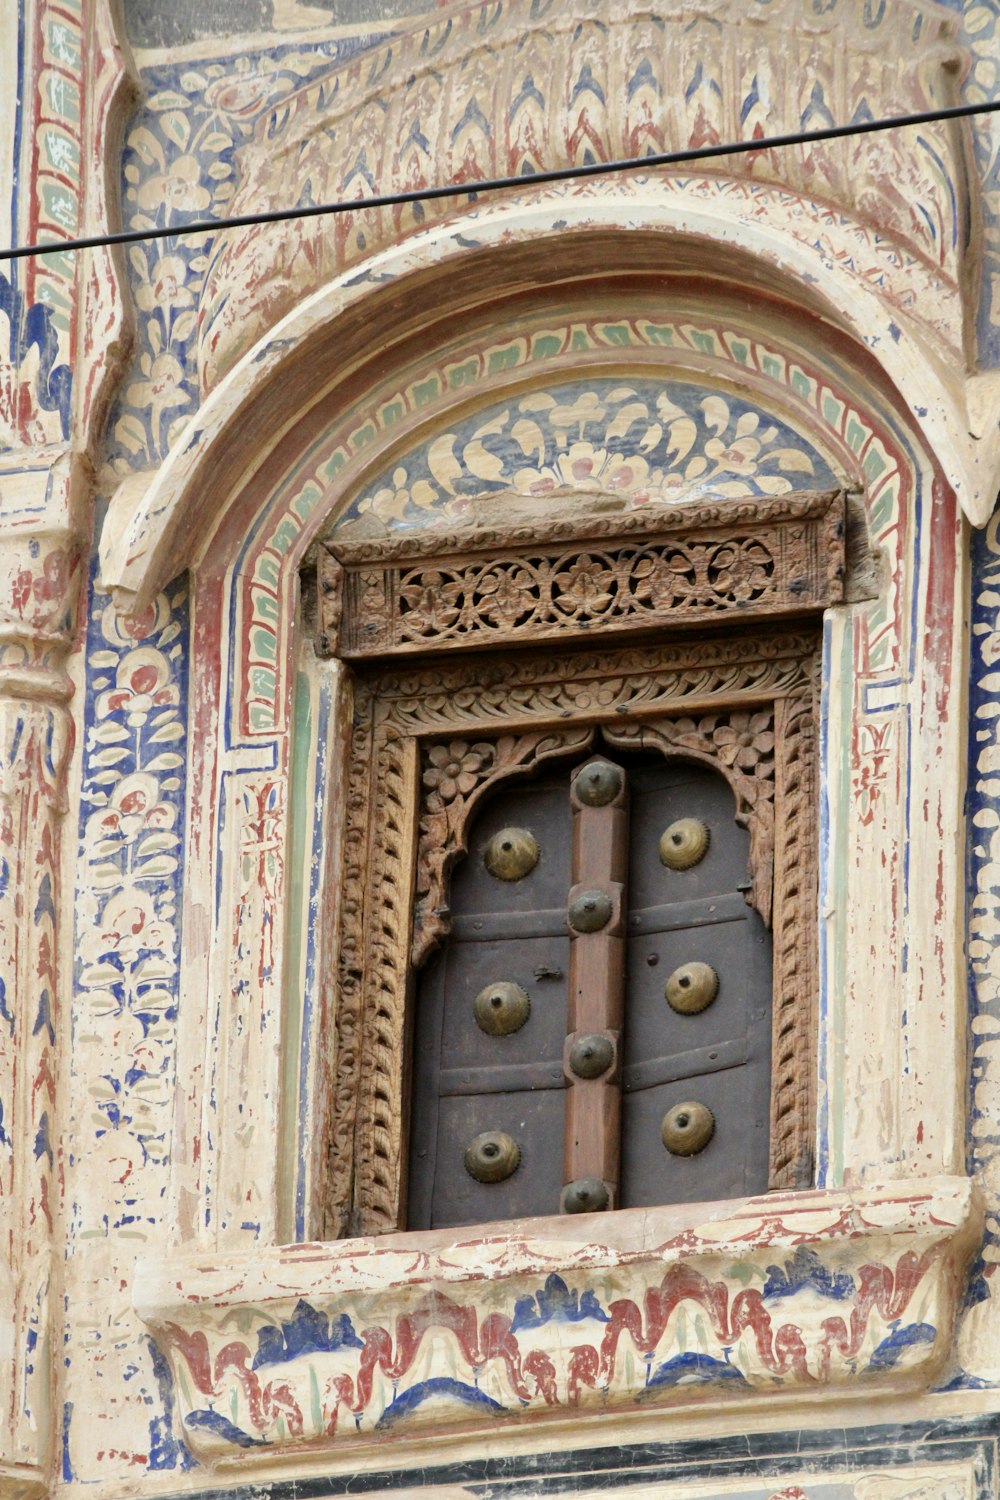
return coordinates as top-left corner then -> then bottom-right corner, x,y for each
510,1274 -> 609,1332
253,1301 -> 363,1369
762,1247 -> 856,1303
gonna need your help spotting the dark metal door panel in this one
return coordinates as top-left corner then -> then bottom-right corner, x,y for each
627,762 -> 755,905
408,747 -> 776,1228
625,901 -> 771,1066
436,929 -> 568,1073
450,778 -> 572,911
619,758 -> 772,1208
423,1090 -> 566,1228
408,772 -> 571,1229
620,1064 -> 770,1206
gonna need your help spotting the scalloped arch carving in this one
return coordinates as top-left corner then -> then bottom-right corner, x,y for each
196,0 -> 968,393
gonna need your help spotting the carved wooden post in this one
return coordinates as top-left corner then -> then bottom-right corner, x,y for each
563,757 -> 629,1213
0,449 -> 82,1495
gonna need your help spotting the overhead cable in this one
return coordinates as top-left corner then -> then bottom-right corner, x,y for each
2,96 -> 999,264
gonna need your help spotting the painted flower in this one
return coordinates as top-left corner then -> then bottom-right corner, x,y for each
128,353 -> 191,434
703,433 -> 762,476
136,154 -> 211,214
202,50 -> 312,120
135,255 -> 194,314
626,470 -> 697,507
475,563 -> 536,627
398,570 -> 463,634
714,712 -> 775,771
709,540 -> 774,601
95,647 -> 180,727
422,741 -> 493,801
513,443 -> 652,498
87,780 -> 176,852
553,554 -> 615,614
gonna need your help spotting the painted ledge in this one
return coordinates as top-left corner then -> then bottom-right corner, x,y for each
134,1176 -> 981,1462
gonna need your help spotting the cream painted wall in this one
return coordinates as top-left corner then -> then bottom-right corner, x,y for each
3,1 -> 1000,1497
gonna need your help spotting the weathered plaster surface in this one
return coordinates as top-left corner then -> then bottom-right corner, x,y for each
135,1178 -> 980,1459
3,0 -> 1000,1495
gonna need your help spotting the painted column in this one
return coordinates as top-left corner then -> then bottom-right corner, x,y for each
0,0 -> 132,1487
0,448 -> 84,1498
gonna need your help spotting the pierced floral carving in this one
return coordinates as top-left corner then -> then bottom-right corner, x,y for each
321,490 -> 844,661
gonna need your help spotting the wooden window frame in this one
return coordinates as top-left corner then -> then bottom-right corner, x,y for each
317,490 -> 846,1238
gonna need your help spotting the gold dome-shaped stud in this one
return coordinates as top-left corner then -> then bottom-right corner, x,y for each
464,1130 -> 521,1183
659,818 -> 710,870
567,889 -> 613,933
473,981 -> 531,1036
573,759 -> 624,808
661,1100 -> 715,1156
561,1177 -> 610,1213
484,827 -> 540,880
665,961 -> 720,1015
568,1033 -> 615,1079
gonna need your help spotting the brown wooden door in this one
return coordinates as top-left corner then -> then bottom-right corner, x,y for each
407,748 -> 773,1230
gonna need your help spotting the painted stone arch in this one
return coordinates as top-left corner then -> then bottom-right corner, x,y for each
99,220 -> 966,1253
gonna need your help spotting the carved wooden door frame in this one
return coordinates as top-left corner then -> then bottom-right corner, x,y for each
327,627 -> 821,1238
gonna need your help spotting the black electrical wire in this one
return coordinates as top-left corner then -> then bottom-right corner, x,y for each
3,96 -> 999,264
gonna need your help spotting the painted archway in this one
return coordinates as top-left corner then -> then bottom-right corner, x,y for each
93,215 -> 967,1258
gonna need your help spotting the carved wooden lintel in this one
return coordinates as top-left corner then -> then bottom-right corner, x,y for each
319,489 -> 845,660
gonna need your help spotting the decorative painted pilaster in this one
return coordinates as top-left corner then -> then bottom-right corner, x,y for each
0,448 -> 84,1498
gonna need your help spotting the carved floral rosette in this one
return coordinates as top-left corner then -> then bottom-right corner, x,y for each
321,489 -> 846,661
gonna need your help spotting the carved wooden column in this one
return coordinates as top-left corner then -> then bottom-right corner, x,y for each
0,448 -> 83,1498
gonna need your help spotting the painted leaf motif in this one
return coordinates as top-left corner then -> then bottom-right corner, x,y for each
768,448 -> 816,473
511,418 -> 545,462
665,418 -> 697,465
135,855 -> 179,879
90,723 -> 130,745
604,401 -> 648,441
144,753 -> 184,772
426,434 -> 462,494
701,395 -> 731,434
91,748 -> 131,766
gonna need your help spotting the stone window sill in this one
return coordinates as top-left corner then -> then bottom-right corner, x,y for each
134,1175 -> 980,1465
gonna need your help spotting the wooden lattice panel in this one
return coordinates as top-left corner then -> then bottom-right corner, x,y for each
319,490 -> 846,660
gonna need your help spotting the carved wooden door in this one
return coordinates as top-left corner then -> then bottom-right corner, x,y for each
408,749 -> 773,1230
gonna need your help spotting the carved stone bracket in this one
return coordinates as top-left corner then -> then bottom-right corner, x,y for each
136,1176 -> 981,1465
